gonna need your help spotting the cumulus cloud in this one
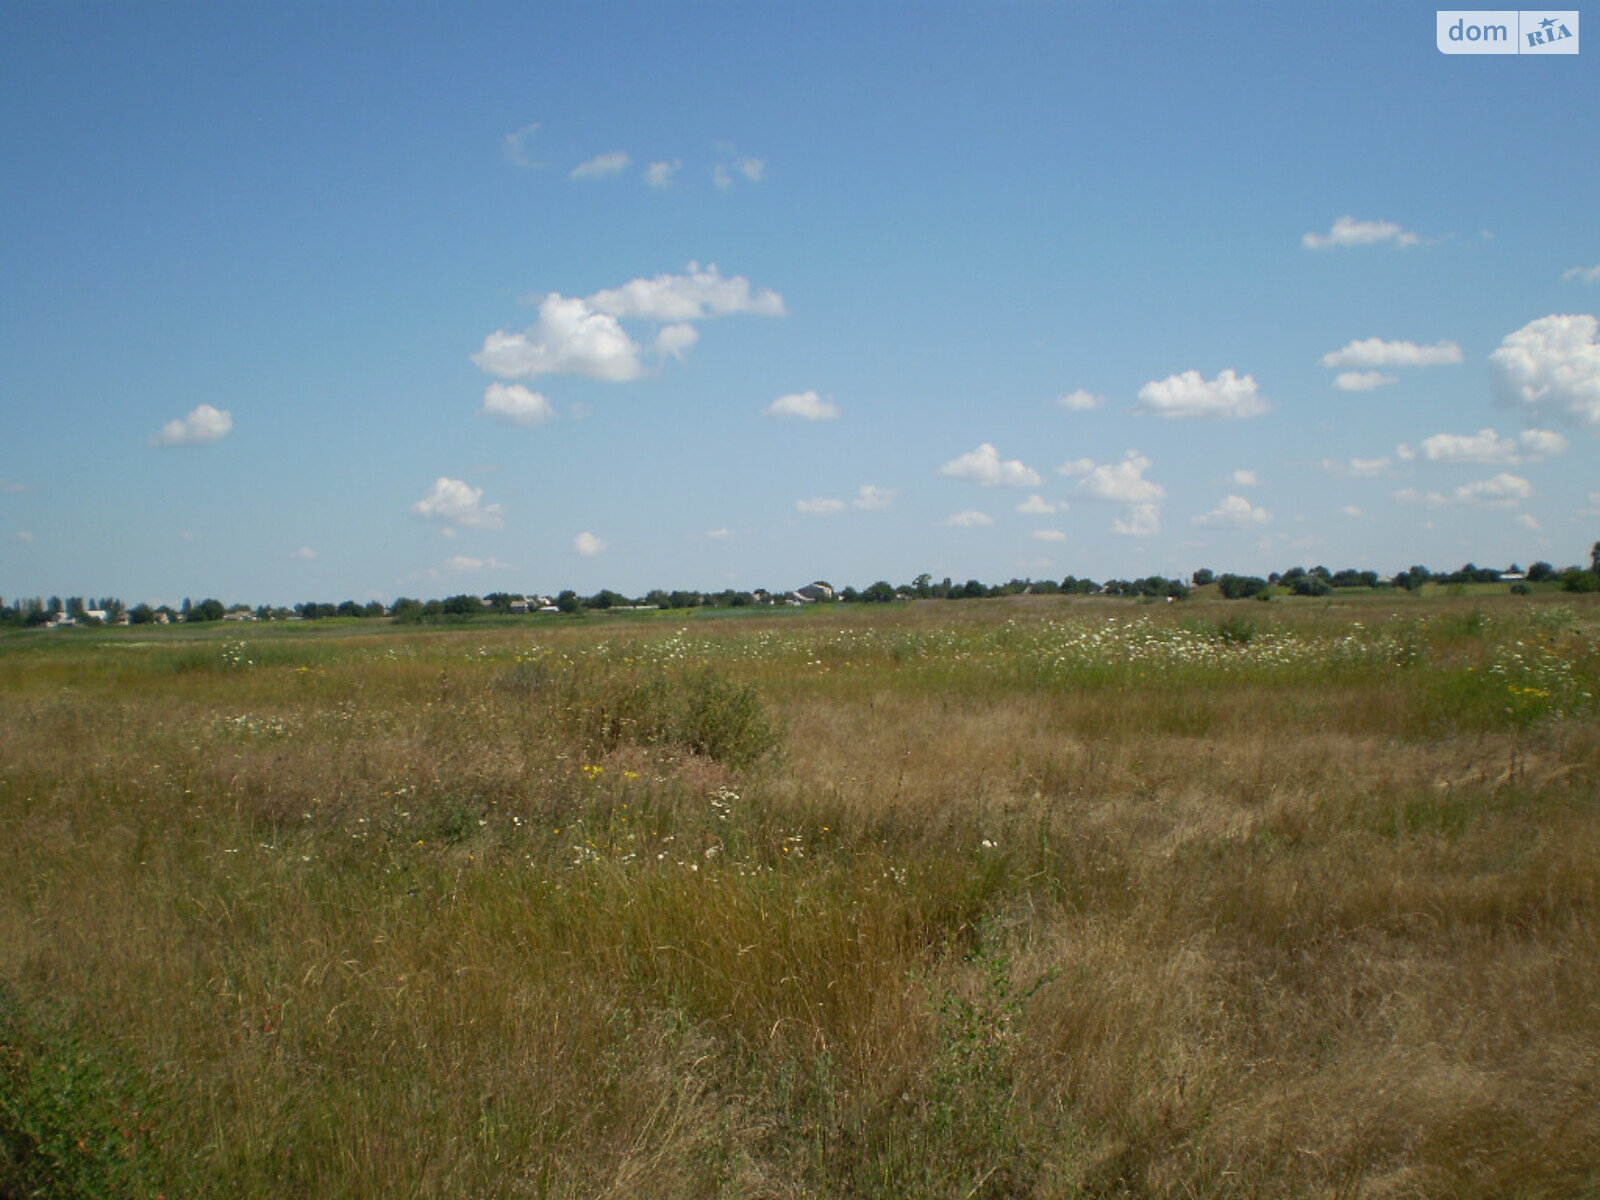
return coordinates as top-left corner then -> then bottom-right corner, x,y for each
570,151 -> 631,180
765,390 -> 839,420
1056,389 -> 1104,412
655,323 -> 698,360
1058,451 -> 1166,503
474,265 -> 784,385
150,403 -> 232,447
1516,514 -> 1541,530
1134,369 -> 1268,419
1333,371 -> 1398,392
853,485 -> 894,510
1394,473 -> 1533,508
1031,529 -> 1067,542
1302,215 -> 1420,250
644,159 -> 681,189
939,443 -> 1041,488
1340,505 -> 1363,518
1563,265 -> 1600,284
1193,495 -> 1272,528
1321,338 -> 1463,368
943,510 -> 994,528
1416,427 -> 1567,464
480,383 -> 557,427
588,263 -> 785,321
796,497 -> 846,515
291,546 -> 316,560
1112,504 -> 1161,537
1226,469 -> 1260,487
411,477 -> 505,530
1017,494 -> 1060,514
573,532 -> 606,556
1489,313 -> 1600,427
474,294 -> 644,382
502,122 -> 542,168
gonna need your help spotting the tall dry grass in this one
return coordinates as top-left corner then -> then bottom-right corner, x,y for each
2,595 -> 1597,1197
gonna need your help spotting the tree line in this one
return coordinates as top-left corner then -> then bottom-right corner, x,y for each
6,549 -> 1598,629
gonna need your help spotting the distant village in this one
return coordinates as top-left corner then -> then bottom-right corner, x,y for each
4,555 -> 1596,632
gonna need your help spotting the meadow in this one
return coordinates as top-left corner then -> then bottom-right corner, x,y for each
2,593 -> 1597,1199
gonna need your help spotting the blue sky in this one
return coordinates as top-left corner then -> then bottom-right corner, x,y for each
2,2 -> 1597,606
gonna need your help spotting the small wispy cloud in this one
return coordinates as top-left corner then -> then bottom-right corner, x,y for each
1302,215 -> 1420,250
502,122 -> 542,169
765,390 -> 839,420
797,497 -> 846,515
942,510 -> 994,528
1056,389 -> 1103,412
853,485 -> 894,510
939,444 -> 1041,487
570,151 -> 632,180
150,404 -> 232,447
644,159 -> 681,189
1562,264 -> 1600,284
1321,338 -> 1462,368
573,532 -> 607,556
291,546 -> 316,560
480,383 -> 557,427
411,477 -> 504,530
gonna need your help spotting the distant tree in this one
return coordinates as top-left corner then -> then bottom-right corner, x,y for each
1192,568 -> 1215,587
1562,567 -> 1599,593
1527,561 -> 1556,583
337,600 -> 364,618
839,586 -> 861,603
1218,573 -> 1268,600
1592,541 -> 1600,577
441,594 -> 479,616
188,598 -> 225,622
1290,575 -> 1331,597
555,590 -> 582,614
862,580 -> 897,603
912,573 -> 933,599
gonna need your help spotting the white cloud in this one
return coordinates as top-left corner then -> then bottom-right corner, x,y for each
1333,371 -> 1398,392
713,151 -> 766,189
1302,215 -> 1420,250
150,403 -> 232,447
853,485 -> 894,510
939,443 -> 1041,488
1417,427 -> 1567,464
1563,265 -> 1600,284
644,159 -> 681,189
502,122 -> 542,169
480,383 -> 557,427
570,151 -> 632,180
1320,456 -> 1391,477
655,323 -> 699,360
291,546 -> 316,560
573,532 -> 606,556
705,527 -> 732,540
1017,494 -> 1060,514
1489,313 -> 1600,427
1031,529 -> 1067,542
589,263 -> 785,321
1058,451 -> 1166,503
1112,504 -> 1161,537
473,294 -> 644,382
411,477 -> 505,530
1134,369 -> 1269,419
765,390 -> 839,420
1394,473 -> 1533,508
1321,338 -> 1463,368
1340,505 -> 1363,518
474,265 -> 783,384
1226,469 -> 1260,487
1516,514 -> 1541,530
943,510 -> 994,528
1056,389 -> 1103,412
443,554 -> 509,572
14,531 -> 35,542
1193,495 -> 1272,528
796,497 -> 846,515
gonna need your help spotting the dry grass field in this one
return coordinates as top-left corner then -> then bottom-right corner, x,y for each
3,593 -> 1598,1198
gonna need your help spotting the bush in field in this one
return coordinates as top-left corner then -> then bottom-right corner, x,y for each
512,659 -> 781,767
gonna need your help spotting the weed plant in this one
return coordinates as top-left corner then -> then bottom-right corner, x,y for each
1,595 -> 1598,1197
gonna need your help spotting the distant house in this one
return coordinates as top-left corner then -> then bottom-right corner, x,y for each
794,582 -> 834,603
509,597 -> 530,614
